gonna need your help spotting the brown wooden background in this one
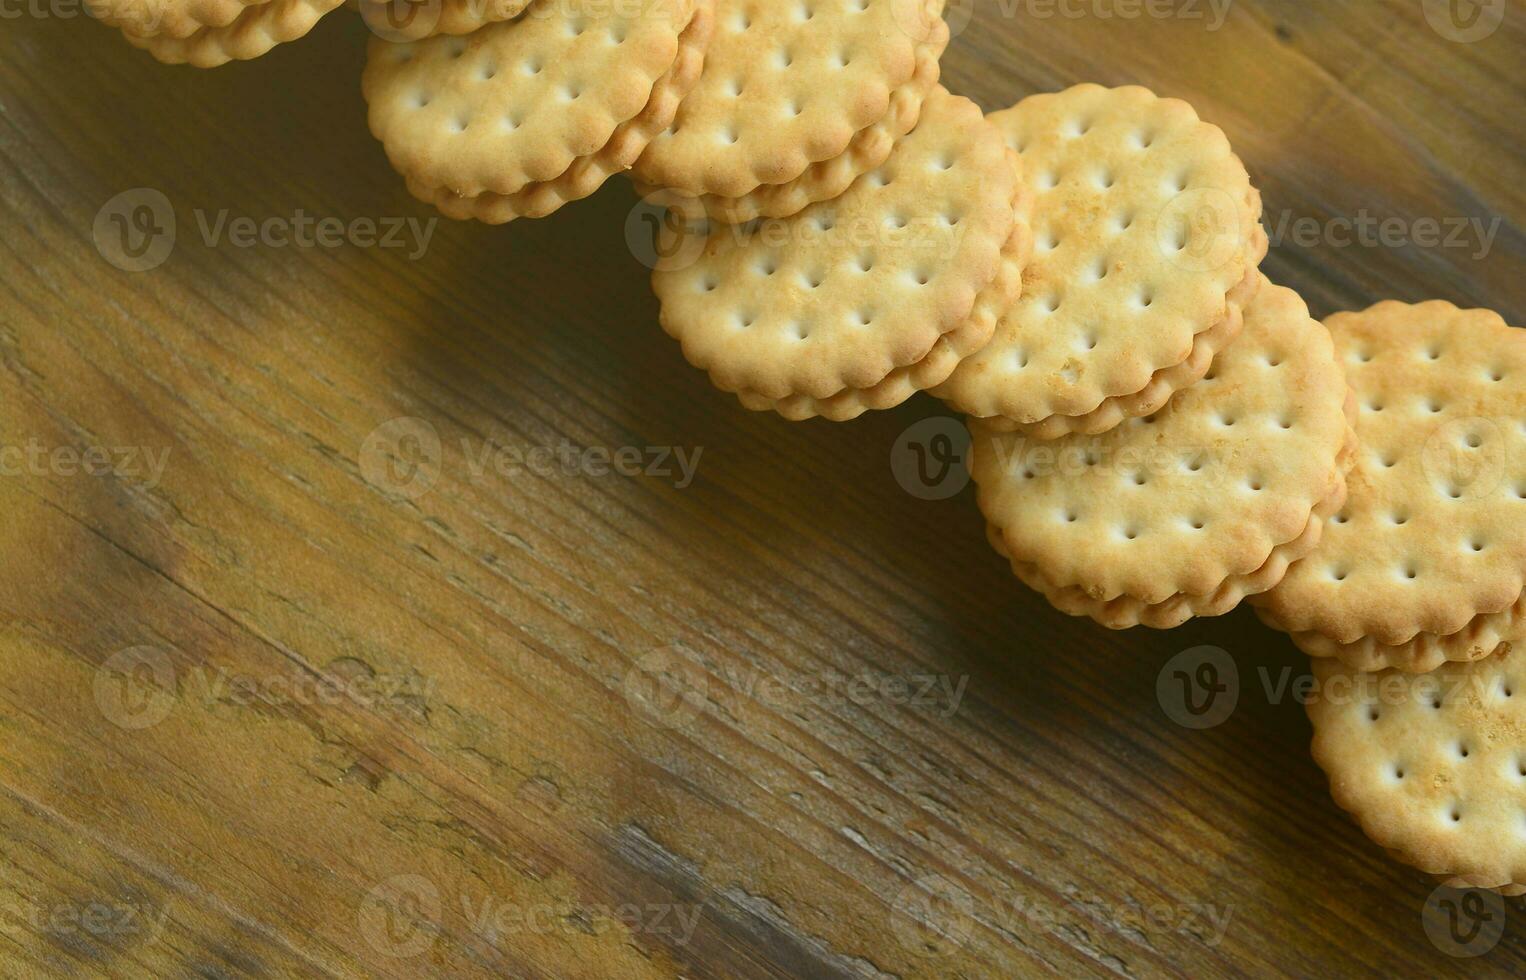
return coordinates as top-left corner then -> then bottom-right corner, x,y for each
2,0 -> 1523,976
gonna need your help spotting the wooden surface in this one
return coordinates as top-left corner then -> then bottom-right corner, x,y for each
1,1 -> 1523,976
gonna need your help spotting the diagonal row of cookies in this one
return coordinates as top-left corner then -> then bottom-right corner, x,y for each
130,0 -> 1526,899
653,83 -> 1266,426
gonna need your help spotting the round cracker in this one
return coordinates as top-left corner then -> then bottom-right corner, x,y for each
1308,646 -> 1526,893
971,278 -> 1353,629
364,0 -> 704,217
742,188 -> 1033,421
935,84 -> 1263,434
125,0 -> 344,65
1255,301 -> 1526,656
631,0 -> 948,210
635,18 -> 944,223
651,87 -> 1020,417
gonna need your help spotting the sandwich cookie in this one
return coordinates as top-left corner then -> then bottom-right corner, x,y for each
1308,645 -> 1526,894
971,279 -> 1355,629
935,84 -> 1266,439
119,0 -> 345,65
356,0 -> 532,42
632,0 -> 950,222
652,88 -> 1028,421
1255,301 -> 1526,672
364,0 -> 713,222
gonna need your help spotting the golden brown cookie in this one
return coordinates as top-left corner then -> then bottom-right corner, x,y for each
356,0 -> 532,42
88,0 -> 266,40
935,84 -> 1266,438
123,0 -> 344,65
972,279 -> 1354,629
651,88 -> 1024,421
1255,301 -> 1526,672
364,0 -> 712,222
631,0 -> 949,222
1308,646 -> 1526,893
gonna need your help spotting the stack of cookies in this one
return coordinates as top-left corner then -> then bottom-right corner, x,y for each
630,0 -> 950,222
1255,301 -> 1525,895
363,0 -> 714,222
652,86 -> 1030,420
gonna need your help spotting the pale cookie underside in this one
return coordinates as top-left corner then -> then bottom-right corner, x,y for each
364,0 -> 695,198
408,1 -> 712,222
970,279 -> 1354,607
631,0 -> 944,200
935,84 -> 1261,425
652,88 -> 1019,405
740,182 -> 1033,421
1257,301 -> 1526,646
1309,647 -> 1526,893
356,0 -> 533,41
1256,590 -> 1525,674
126,0 -> 344,65
636,17 -> 945,223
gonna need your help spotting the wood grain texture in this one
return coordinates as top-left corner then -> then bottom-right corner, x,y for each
1,1 -> 1522,976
